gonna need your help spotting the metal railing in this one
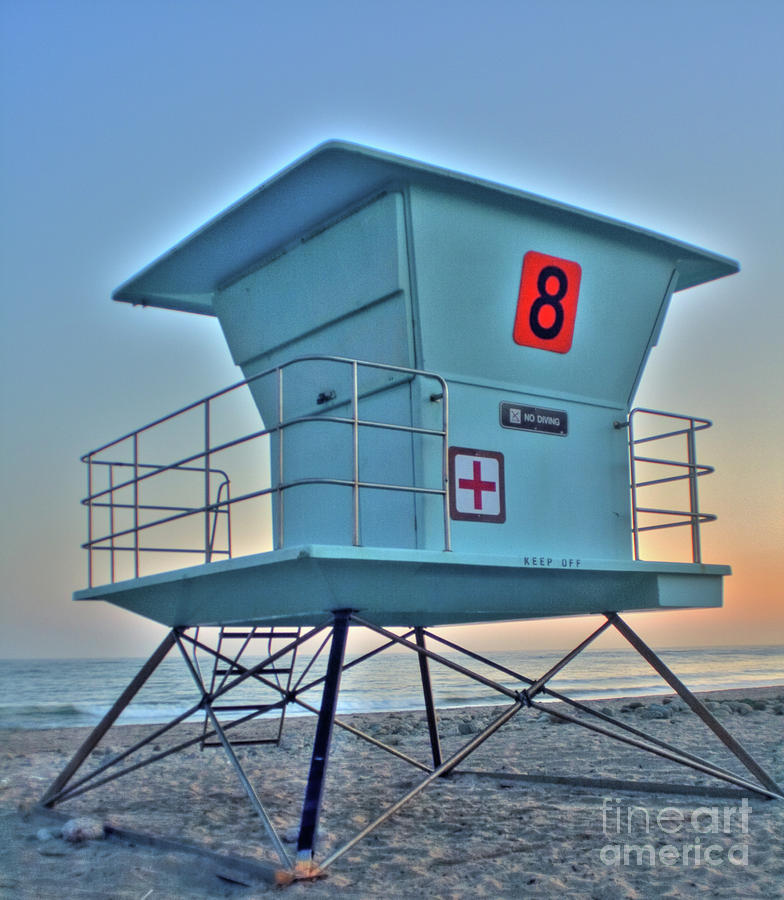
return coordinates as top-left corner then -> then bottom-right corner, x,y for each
82,356 -> 450,587
85,459 -> 232,584
625,408 -> 716,562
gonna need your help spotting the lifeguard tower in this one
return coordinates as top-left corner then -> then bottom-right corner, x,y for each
43,143 -> 782,880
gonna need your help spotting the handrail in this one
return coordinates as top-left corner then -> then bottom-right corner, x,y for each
80,354 -> 448,460
208,479 -> 231,563
625,408 -> 716,562
82,355 -> 450,587
86,463 -> 232,578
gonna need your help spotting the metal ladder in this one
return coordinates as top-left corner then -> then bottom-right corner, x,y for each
200,625 -> 301,748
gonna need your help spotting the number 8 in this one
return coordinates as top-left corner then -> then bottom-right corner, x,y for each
529,265 -> 567,340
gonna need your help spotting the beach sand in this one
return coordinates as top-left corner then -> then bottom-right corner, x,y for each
2,687 -> 783,898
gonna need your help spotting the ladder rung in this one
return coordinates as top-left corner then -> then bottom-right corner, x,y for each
214,667 -> 292,676
220,631 -> 300,639
210,703 -> 280,712
202,738 -> 280,747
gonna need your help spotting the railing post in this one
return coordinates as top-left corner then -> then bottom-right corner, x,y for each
441,380 -> 451,552
204,399 -> 211,564
277,366 -> 284,550
352,360 -> 360,547
87,454 -> 93,588
687,419 -> 701,563
225,482 -> 233,559
133,433 -> 139,578
627,412 -> 640,560
109,463 -> 116,583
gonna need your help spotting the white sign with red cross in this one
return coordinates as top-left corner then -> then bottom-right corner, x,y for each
448,447 -> 506,523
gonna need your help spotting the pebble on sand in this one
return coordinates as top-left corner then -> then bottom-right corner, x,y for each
61,817 -> 106,843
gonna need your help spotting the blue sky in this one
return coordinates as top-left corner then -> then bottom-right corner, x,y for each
1,0 -> 782,657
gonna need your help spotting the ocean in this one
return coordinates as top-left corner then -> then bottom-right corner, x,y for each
0,643 -> 781,732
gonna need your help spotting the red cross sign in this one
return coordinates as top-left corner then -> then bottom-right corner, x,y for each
449,447 -> 506,523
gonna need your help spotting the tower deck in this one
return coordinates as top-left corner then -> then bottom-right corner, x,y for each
76,545 -> 727,628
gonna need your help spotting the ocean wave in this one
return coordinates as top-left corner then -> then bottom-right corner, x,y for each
1,646 -> 781,730
0,702 -> 86,720
0,701 -> 199,730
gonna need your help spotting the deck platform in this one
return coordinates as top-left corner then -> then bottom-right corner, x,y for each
75,546 -> 729,628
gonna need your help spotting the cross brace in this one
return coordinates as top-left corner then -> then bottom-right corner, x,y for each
41,612 -> 782,884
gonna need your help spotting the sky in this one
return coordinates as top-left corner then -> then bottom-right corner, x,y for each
1,0 -> 782,659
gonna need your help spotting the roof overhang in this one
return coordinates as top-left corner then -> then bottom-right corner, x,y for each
113,141 -> 739,316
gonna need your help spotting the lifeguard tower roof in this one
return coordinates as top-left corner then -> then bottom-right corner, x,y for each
113,140 -> 737,315
78,142 -> 736,630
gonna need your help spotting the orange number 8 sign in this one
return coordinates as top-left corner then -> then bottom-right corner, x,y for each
513,251 -> 582,354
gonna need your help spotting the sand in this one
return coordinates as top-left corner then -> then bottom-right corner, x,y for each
1,687 -> 783,898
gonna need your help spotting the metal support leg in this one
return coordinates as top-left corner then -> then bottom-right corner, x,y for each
41,629 -> 177,807
608,613 -> 783,797
295,611 -> 351,874
414,627 -> 442,768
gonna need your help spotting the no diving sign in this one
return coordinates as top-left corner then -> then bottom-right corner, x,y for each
449,447 -> 506,523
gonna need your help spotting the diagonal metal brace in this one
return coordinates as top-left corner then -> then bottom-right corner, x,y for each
608,613 -> 782,798
41,630 -> 178,807
318,700 -> 524,872
175,632 -> 293,870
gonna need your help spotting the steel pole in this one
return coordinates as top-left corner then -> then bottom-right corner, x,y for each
609,613 -> 782,797
415,627 -> 442,768
41,630 -> 177,806
296,611 -> 352,868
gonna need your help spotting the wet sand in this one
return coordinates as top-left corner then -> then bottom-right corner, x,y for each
2,687 -> 783,898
